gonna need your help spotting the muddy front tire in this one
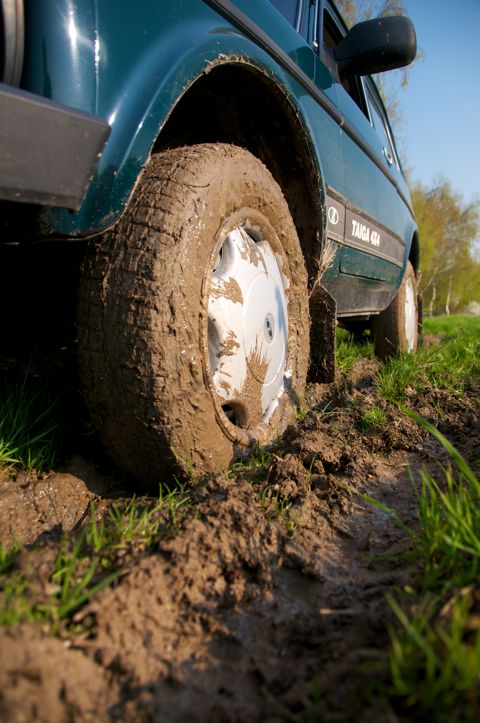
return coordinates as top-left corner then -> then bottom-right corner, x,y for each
371,260 -> 419,358
77,144 -> 310,485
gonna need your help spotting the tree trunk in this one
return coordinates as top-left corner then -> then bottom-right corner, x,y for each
428,283 -> 436,316
445,274 -> 453,315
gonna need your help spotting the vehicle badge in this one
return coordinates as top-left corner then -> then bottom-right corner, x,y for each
328,206 -> 339,226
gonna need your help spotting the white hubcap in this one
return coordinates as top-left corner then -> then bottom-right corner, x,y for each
208,227 -> 289,428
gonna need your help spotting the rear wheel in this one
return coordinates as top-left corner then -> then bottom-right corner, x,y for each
77,144 -> 309,485
372,260 -> 419,357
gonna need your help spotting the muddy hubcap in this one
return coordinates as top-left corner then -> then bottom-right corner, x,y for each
208,227 -> 289,428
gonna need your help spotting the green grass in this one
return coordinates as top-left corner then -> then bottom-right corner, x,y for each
336,328 -> 375,374
86,485 -> 191,554
0,543 -> 20,575
358,404 -> 388,432
412,417 -> 480,592
334,316 -> 480,406
0,377 -> 61,472
0,485 -> 192,629
331,318 -> 480,719
259,483 -> 296,537
377,343 -> 479,405
376,316 -> 480,405
227,445 -> 301,536
424,314 -> 480,337
385,413 -> 480,721
388,592 -> 480,722
226,444 -> 274,482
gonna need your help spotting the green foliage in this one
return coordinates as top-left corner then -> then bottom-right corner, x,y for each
0,485 -> 192,629
335,0 -> 415,133
335,0 -> 407,28
412,180 -> 480,315
0,378 -> 60,472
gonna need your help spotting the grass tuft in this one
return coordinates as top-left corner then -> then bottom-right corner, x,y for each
259,483 -> 296,537
404,409 -> 480,591
358,404 -> 388,432
226,444 -> 273,482
376,317 -> 480,405
0,484 -> 192,630
385,411 -> 480,720
336,328 -> 375,374
388,591 -> 480,722
0,377 -> 60,472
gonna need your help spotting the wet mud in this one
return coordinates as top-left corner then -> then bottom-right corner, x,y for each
1,360 -> 479,722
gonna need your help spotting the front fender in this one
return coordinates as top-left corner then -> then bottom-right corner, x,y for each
31,2 -> 336,240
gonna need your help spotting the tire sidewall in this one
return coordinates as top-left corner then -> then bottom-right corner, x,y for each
397,261 -> 418,352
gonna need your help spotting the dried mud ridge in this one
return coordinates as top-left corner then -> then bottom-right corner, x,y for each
1,358 -> 479,723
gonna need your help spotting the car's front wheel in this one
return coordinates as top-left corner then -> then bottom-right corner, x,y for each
77,144 -> 310,485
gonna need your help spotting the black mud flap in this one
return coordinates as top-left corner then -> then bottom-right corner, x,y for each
308,283 -> 336,383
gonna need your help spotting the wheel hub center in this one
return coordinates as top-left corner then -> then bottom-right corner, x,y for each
264,313 -> 275,343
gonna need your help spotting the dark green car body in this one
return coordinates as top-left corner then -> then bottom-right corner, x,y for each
0,0 -> 420,479
1,0 -> 418,318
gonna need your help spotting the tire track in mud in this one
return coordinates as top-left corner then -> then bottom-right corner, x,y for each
1,363 -> 479,723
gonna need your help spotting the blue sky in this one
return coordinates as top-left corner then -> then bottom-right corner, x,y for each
393,0 -> 480,204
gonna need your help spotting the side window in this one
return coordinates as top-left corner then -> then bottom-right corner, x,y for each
268,0 -> 304,33
322,8 -> 339,55
322,7 -> 368,118
365,84 -> 399,167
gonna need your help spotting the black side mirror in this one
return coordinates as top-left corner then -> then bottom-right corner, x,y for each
335,16 -> 417,78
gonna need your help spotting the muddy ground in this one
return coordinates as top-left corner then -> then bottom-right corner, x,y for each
1,339 -> 479,723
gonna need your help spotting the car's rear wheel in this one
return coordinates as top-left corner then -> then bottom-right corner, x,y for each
77,144 -> 309,485
371,260 -> 419,357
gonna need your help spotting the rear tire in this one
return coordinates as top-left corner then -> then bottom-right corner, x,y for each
77,144 -> 310,485
372,260 -> 418,358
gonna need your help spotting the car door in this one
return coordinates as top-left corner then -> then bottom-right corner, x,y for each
264,0 -> 345,194
319,0 -> 413,316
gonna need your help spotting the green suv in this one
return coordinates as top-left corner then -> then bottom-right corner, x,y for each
0,0 -> 418,483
